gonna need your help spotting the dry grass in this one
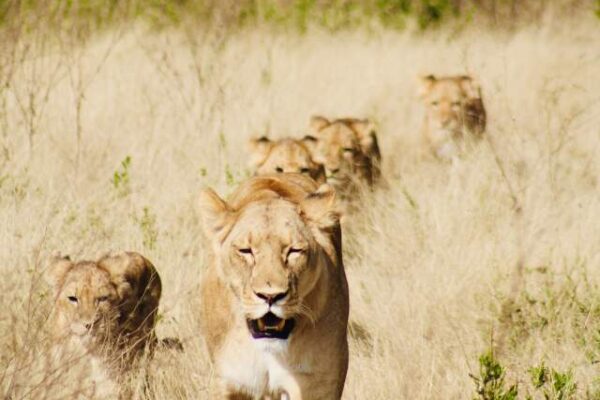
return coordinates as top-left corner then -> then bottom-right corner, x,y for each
0,16 -> 599,399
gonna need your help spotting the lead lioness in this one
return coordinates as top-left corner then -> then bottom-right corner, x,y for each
46,252 -> 162,383
304,116 -> 381,195
418,74 -> 487,160
199,174 -> 349,400
249,136 -> 326,184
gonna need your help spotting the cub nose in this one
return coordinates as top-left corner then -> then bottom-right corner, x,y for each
255,290 -> 289,306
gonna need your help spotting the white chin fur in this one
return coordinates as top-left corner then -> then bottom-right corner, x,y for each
253,337 -> 290,354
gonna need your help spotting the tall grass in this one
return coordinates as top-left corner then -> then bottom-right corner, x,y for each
0,3 -> 599,399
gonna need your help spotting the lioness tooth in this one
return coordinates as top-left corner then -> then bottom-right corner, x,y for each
257,319 -> 265,331
276,319 -> 285,331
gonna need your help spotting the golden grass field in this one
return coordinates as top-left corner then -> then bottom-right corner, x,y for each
0,13 -> 599,399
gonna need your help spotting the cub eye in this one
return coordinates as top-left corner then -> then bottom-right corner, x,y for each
67,296 -> 78,303
96,296 -> 109,303
451,101 -> 461,107
238,248 -> 253,255
275,167 -> 284,173
299,167 -> 310,174
431,101 -> 439,106
342,147 -> 354,153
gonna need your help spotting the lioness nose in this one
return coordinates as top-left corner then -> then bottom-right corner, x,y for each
255,290 -> 288,306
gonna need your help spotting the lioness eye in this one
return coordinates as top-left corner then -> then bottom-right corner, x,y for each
275,167 -> 284,173
67,296 -> 78,303
451,101 -> 460,106
299,167 -> 310,174
342,148 -> 354,153
97,296 -> 109,302
238,248 -> 253,255
431,101 -> 439,106
288,248 -> 304,256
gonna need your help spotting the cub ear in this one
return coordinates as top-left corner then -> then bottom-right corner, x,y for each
45,252 -> 73,292
417,74 -> 436,99
459,76 -> 482,100
248,136 -> 273,167
199,187 -> 233,241
309,115 -> 330,133
301,184 -> 340,229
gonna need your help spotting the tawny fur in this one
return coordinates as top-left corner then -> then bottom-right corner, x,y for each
45,251 -> 162,392
198,174 -> 349,400
249,137 -> 326,184
305,116 -> 382,196
418,74 -> 487,160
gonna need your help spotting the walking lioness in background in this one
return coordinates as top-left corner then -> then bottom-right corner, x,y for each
249,136 -> 326,184
198,174 -> 349,399
46,251 -> 162,392
304,116 -> 382,194
418,74 -> 487,160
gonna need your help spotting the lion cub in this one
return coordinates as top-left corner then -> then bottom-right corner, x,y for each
418,74 -> 487,160
249,136 -> 326,184
304,116 -> 382,195
199,174 -> 349,399
46,251 -> 162,384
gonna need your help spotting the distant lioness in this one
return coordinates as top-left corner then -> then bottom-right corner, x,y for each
304,116 -> 382,194
198,174 -> 349,399
46,251 -> 162,375
418,74 -> 487,160
249,136 -> 326,184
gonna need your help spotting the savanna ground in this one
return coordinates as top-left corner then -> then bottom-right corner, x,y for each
0,1 -> 599,399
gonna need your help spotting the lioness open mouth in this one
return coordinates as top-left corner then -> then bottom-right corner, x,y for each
247,312 -> 295,340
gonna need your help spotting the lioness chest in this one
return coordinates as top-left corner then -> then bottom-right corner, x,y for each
217,327 -> 313,399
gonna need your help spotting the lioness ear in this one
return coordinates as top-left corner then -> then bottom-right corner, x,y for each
301,134 -> 318,153
100,251 -> 160,301
301,184 -> 340,229
199,187 -> 233,241
309,115 -> 330,133
351,119 -> 377,153
459,76 -> 482,100
248,136 -> 273,167
417,74 -> 436,99
45,252 -> 73,292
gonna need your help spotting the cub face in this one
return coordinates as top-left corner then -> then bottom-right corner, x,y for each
418,75 -> 486,159
46,257 -> 122,341
249,137 -> 326,184
305,116 -> 378,189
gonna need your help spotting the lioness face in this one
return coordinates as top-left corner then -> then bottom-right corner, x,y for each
419,75 -> 482,140
250,137 -> 326,184
225,200 -> 321,340
200,178 -> 338,342
305,119 -> 368,188
52,262 -> 120,339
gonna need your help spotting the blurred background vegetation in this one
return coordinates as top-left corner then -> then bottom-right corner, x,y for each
0,0 -> 596,34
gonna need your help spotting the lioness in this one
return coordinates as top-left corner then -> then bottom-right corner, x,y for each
304,116 -> 381,194
249,136 -> 326,184
46,251 -> 162,375
198,174 -> 349,399
418,74 -> 487,160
